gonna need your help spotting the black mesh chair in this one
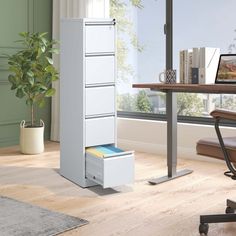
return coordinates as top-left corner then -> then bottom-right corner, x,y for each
196,109 -> 236,235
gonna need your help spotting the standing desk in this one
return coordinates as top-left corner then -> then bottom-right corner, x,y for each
132,83 -> 236,185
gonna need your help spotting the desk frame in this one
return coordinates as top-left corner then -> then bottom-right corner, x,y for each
133,84 -> 236,185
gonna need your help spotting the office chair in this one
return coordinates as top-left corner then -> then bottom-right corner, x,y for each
196,109 -> 236,235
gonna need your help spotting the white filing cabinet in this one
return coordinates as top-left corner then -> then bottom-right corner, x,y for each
60,18 -> 134,188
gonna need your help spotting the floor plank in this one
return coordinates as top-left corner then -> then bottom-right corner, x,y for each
0,142 -> 235,236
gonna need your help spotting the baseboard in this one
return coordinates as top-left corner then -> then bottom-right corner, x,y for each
118,138 -> 167,156
117,138 -> 222,163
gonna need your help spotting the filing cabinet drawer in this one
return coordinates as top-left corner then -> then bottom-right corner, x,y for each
85,116 -> 115,147
85,25 -> 115,53
85,86 -> 115,117
86,149 -> 134,188
85,56 -> 115,85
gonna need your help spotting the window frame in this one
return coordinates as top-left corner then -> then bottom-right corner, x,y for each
117,0 -> 236,128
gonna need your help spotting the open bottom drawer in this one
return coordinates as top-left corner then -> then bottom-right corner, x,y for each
85,145 -> 134,188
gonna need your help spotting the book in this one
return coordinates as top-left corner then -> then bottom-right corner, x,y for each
183,50 -> 188,83
182,49 -> 192,83
187,51 -> 193,84
191,67 -> 199,84
199,47 -> 220,84
179,50 -> 184,83
179,49 -> 194,83
192,47 -> 199,68
191,47 -> 199,83
179,47 -> 220,84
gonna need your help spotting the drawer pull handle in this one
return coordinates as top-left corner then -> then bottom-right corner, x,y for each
85,19 -> 116,26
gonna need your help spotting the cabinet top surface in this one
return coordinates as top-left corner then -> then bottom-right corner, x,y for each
132,83 -> 236,94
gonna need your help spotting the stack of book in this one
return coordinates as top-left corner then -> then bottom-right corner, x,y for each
179,47 -> 220,84
86,145 -> 125,158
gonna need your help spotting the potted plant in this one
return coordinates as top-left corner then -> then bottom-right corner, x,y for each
7,32 -> 59,154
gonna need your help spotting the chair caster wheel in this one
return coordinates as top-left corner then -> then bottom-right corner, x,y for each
226,206 -> 235,214
199,223 -> 209,235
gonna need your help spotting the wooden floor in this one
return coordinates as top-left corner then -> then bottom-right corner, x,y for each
0,142 -> 236,236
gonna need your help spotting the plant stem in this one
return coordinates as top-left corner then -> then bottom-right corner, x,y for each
31,103 -> 34,127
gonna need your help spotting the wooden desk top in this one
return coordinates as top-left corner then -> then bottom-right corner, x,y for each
132,83 -> 236,94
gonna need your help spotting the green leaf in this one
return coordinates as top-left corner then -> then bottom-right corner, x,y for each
9,66 -> 19,74
8,61 -> 15,66
27,71 -> 34,77
46,57 -> 53,64
8,74 -> 16,84
38,85 -> 48,91
11,84 -> 17,90
41,37 -> 47,46
49,48 -> 59,54
45,88 -> 55,97
19,32 -> 28,37
28,77 -> 34,86
52,75 -> 59,81
45,65 -> 53,73
39,32 -> 48,38
16,88 -> 25,98
41,45 -> 46,53
38,98 -> 46,108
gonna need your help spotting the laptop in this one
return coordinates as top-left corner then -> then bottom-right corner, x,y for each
215,54 -> 236,84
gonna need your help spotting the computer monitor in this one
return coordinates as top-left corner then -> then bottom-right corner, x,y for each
215,54 -> 236,83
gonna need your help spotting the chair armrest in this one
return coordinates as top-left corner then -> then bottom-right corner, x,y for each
210,109 -> 236,122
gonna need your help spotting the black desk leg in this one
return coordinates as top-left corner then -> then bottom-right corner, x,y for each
149,91 -> 192,185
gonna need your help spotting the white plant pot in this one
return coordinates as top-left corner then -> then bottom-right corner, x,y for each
20,120 -> 45,154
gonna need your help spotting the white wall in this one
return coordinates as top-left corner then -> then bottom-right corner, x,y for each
117,118 -> 236,160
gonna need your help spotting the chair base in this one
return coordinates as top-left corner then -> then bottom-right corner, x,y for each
199,199 -> 236,235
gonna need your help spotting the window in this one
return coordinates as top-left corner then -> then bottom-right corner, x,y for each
111,0 -> 236,121
174,0 -> 236,117
110,0 -> 166,114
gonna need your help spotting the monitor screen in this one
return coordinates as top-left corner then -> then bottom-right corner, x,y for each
215,54 -> 236,83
